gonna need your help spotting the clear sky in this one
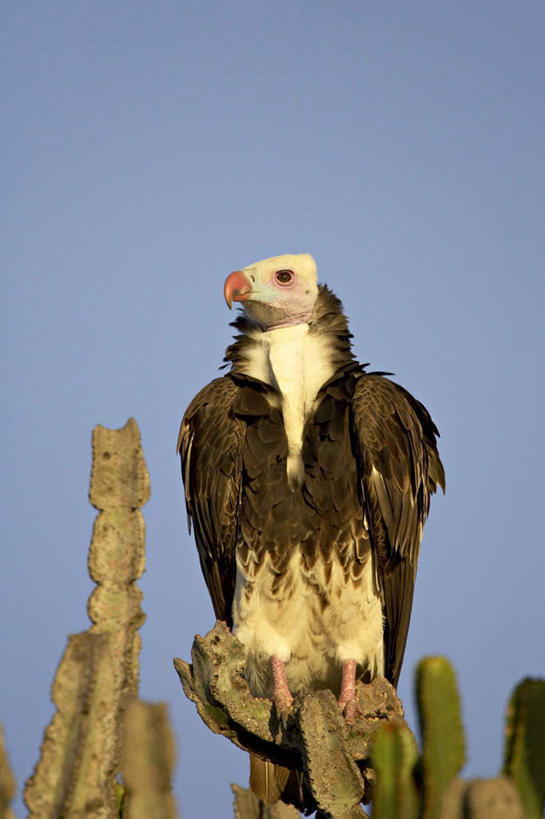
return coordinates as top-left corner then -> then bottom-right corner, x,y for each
2,2 -> 544,817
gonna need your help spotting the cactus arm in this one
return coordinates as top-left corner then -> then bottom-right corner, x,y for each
415,656 -> 466,819
503,677 -> 545,819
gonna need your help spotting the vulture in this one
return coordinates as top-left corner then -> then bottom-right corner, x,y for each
177,253 -> 444,805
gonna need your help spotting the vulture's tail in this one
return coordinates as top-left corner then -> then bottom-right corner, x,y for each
249,754 -> 304,808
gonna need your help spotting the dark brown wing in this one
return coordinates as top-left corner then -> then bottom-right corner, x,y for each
177,375 -> 245,625
352,374 -> 445,686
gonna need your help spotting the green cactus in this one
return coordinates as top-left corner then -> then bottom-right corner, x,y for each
415,656 -> 466,819
370,659 -> 541,819
502,677 -> 545,818
371,722 -> 419,819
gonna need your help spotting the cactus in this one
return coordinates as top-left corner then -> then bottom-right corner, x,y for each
180,628 -> 544,818
175,622 -> 407,815
24,419 -> 149,817
1,419 -> 540,817
298,689 -> 367,817
370,658 -> 538,819
415,657 -> 466,819
441,775 -> 523,818
20,419 -> 180,818
0,723 -> 16,819
120,700 -> 178,818
371,722 -> 419,819
502,677 -> 545,818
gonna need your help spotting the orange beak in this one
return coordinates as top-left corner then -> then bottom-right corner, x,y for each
224,270 -> 252,309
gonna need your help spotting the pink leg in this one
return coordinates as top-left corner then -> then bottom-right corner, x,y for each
338,659 -> 358,725
271,655 -> 294,714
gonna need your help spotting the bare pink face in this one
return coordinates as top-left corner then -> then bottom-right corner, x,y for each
223,256 -> 318,329
224,266 -> 298,307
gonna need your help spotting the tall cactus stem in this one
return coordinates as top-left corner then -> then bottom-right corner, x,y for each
415,656 -> 466,819
502,677 -> 545,819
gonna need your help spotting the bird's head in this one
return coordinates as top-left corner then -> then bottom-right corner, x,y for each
224,253 -> 318,330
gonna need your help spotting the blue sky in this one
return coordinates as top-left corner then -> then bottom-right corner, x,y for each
2,2 -> 544,816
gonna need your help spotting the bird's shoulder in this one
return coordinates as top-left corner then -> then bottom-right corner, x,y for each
352,372 -> 444,491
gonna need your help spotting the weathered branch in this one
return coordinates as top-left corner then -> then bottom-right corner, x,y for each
174,621 -> 408,815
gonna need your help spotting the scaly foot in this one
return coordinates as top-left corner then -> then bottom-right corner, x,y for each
338,659 -> 359,725
271,655 -> 294,717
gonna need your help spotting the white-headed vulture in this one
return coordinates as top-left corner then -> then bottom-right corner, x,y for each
177,253 -> 444,804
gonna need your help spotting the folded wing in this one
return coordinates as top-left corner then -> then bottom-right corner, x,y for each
352,374 -> 445,685
177,376 -> 245,624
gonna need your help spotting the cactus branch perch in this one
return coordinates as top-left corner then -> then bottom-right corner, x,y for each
174,621 -> 407,815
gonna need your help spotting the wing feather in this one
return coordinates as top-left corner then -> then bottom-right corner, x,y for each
177,376 -> 244,625
353,374 -> 444,685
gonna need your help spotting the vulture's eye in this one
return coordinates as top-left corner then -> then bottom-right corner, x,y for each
275,270 -> 294,285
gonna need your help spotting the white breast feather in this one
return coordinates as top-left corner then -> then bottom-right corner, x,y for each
233,550 -> 384,695
243,325 -> 336,482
